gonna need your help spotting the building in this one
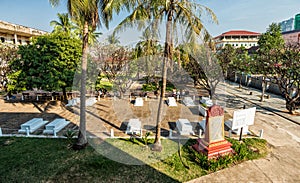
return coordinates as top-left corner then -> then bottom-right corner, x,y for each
282,30 -> 300,45
294,13 -> 300,31
279,18 -> 294,32
214,30 -> 261,49
0,20 -> 47,46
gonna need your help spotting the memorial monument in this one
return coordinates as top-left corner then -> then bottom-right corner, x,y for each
193,105 -> 234,159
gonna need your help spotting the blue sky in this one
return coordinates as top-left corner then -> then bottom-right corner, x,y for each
0,0 -> 299,41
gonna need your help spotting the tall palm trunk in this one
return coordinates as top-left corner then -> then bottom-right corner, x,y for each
153,10 -> 173,152
76,21 -> 89,147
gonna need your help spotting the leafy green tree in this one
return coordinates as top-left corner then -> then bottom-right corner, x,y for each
257,23 -> 285,101
273,43 -> 300,113
7,32 -> 82,96
216,44 -> 236,79
0,44 -> 18,91
231,46 -> 251,88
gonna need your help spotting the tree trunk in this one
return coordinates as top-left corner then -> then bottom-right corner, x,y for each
74,21 -> 89,149
153,9 -> 173,152
62,87 -> 67,100
260,76 -> 265,102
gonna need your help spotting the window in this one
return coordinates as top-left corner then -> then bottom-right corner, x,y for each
0,37 -> 4,43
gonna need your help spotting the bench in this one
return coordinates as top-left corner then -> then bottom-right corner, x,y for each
134,97 -> 143,106
43,118 -> 70,135
183,97 -> 196,107
167,97 -> 177,106
18,118 -> 48,133
176,119 -> 195,135
125,119 -> 141,134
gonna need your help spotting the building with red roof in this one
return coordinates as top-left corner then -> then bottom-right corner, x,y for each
214,30 -> 261,49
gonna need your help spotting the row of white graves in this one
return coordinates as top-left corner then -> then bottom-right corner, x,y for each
16,118 -> 70,136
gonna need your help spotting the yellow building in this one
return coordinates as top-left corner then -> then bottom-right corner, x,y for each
214,30 -> 261,49
0,20 -> 47,46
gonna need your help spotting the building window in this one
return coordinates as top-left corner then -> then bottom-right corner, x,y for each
0,37 -> 4,43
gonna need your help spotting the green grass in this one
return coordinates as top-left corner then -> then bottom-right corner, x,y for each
0,137 -> 269,182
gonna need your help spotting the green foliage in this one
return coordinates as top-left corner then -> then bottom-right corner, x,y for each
7,32 -> 82,93
142,81 -> 175,92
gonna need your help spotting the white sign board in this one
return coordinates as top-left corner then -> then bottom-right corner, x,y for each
232,107 -> 256,129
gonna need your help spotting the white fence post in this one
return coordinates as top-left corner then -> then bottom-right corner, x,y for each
110,129 -> 114,137
0,127 -> 2,136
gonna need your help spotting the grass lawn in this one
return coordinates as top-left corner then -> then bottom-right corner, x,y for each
0,137 -> 269,182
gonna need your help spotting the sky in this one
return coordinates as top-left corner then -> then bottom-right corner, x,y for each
0,0 -> 299,44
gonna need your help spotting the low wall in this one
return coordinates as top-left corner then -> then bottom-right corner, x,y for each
229,74 -> 282,95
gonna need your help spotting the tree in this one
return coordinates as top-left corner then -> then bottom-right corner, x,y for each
115,0 -> 217,151
0,44 -> 18,91
216,44 -> 236,79
107,34 -> 120,45
231,46 -> 251,88
257,23 -> 285,101
273,43 -> 300,113
50,13 -> 74,34
91,43 -> 131,98
7,32 -> 82,96
50,0 -> 123,148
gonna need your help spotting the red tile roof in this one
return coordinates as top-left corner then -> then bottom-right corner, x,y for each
214,30 -> 261,39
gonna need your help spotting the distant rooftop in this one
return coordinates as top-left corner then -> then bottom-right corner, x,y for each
0,20 -> 47,36
214,30 -> 261,39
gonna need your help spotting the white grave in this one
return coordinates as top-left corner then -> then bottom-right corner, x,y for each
199,105 -> 207,116
198,119 -> 206,132
225,107 -> 256,135
134,97 -> 143,106
18,118 -> 48,133
66,99 -> 77,106
43,118 -> 70,135
183,97 -> 196,107
86,97 -> 97,106
126,118 -> 142,134
200,96 -> 213,107
176,119 -> 195,135
167,97 -> 177,106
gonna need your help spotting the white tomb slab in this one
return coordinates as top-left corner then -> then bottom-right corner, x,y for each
86,97 -> 97,106
198,119 -> 206,132
66,99 -> 77,106
199,105 -> 207,116
134,97 -> 143,106
176,119 -> 195,135
200,97 -> 213,107
126,118 -> 142,134
43,118 -> 70,134
167,97 -> 177,106
183,97 -> 196,107
18,118 -> 48,133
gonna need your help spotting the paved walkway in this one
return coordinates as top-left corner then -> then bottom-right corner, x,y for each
187,81 -> 300,183
224,81 -> 300,125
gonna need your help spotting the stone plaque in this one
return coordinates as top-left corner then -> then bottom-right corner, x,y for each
209,116 -> 224,143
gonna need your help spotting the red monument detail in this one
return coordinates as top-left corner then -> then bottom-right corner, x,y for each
193,105 -> 234,159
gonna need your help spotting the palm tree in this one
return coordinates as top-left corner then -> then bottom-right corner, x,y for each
49,0 -> 121,148
115,0 -> 217,151
107,34 -> 120,44
50,13 -> 74,34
